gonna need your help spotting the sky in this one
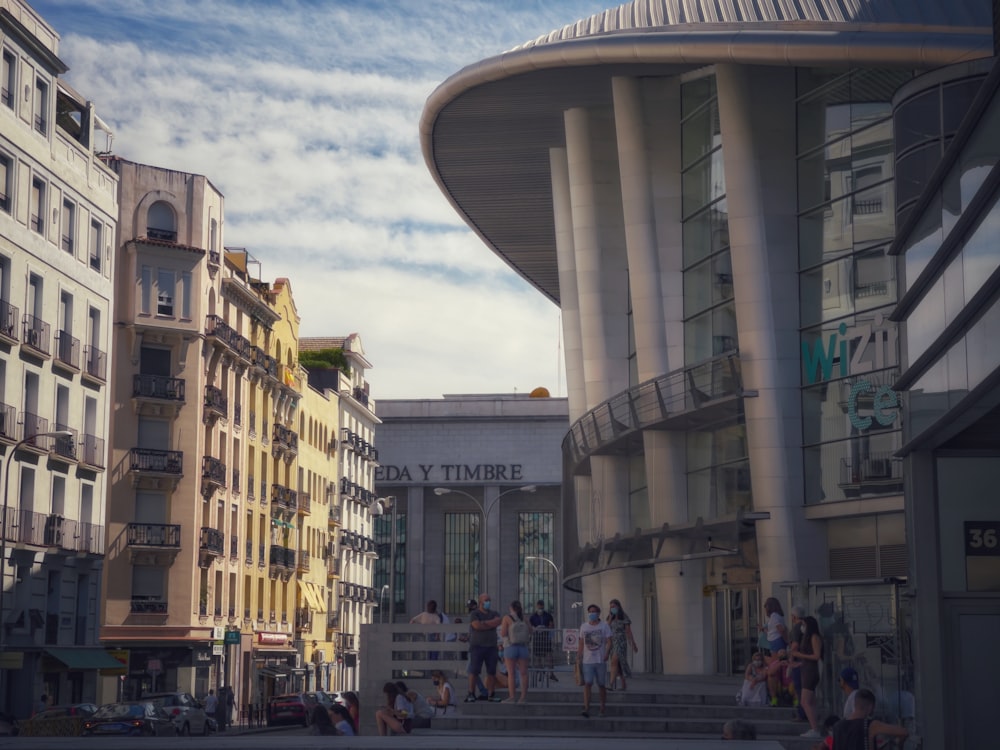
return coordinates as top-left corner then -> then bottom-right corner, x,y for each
31,0 -> 612,399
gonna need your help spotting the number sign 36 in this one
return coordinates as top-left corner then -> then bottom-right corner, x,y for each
965,522 -> 1000,556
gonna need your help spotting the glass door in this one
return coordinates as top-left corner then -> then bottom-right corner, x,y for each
714,586 -> 760,674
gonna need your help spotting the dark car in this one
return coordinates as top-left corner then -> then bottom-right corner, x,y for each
142,691 -> 209,735
306,690 -> 346,710
0,711 -> 18,736
81,702 -> 177,737
267,693 -> 318,727
18,705 -> 99,737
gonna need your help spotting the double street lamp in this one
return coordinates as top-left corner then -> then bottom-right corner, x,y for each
433,485 -> 536,595
525,554 -> 561,632
1,430 -> 74,711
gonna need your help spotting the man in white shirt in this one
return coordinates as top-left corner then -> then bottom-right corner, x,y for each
840,667 -> 860,718
577,604 -> 612,718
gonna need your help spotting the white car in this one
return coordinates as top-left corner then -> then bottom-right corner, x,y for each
142,692 -> 210,736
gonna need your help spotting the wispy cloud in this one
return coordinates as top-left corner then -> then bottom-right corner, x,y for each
33,0 -> 606,397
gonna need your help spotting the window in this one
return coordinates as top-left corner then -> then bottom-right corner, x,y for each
61,200 -> 75,254
157,269 -> 174,315
34,77 -> 48,134
518,512 -> 554,612
89,220 -> 101,271
147,201 -> 176,242
443,512 -> 479,615
1,50 -> 14,109
0,153 -> 10,214
180,271 -> 192,319
30,178 -> 44,234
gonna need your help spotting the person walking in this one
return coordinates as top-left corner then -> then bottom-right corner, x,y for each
606,598 -> 638,691
500,600 -> 531,703
465,593 -> 503,703
791,615 -> 824,739
203,689 -> 218,725
577,603 -> 612,718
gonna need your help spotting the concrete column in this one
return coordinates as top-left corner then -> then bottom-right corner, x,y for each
405,485 -> 424,615
715,64 -> 826,594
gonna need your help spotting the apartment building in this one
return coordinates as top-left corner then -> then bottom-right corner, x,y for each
0,0 -> 118,717
300,335 -> 379,691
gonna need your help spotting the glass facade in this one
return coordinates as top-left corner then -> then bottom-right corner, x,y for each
797,69 -> 909,504
518,512 -> 554,611
373,509 -> 407,619
443,512 -> 479,616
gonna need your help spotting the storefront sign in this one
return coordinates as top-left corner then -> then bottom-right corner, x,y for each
802,314 -> 900,431
965,521 -> 1000,592
224,630 -> 240,645
257,632 -> 288,646
375,463 -> 524,482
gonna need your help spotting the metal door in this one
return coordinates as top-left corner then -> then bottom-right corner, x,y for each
713,586 -> 760,674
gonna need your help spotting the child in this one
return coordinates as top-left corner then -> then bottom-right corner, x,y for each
739,650 -> 769,706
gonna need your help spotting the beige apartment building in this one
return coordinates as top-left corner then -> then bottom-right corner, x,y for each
0,0 -> 119,717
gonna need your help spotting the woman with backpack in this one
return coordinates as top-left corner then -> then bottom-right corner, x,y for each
500,600 -> 532,704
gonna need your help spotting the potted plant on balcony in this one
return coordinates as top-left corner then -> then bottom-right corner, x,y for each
298,348 -> 349,391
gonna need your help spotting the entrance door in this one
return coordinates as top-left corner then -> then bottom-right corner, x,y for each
713,586 -> 760,674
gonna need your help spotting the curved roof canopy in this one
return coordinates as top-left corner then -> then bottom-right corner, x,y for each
420,0 -> 993,304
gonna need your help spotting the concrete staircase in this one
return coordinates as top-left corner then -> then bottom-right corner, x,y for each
424,675 -> 818,749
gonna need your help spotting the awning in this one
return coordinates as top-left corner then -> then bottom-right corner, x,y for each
45,647 -> 125,670
307,582 -> 327,613
298,580 -> 319,612
257,666 -> 289,679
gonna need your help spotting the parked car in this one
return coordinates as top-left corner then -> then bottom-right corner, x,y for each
267,693 -> 318,727
0,711 -> 18,736
81,702 -> 177,737
306,690 -> 346,709
142,691 -> 209,735
18,704 -> 99,737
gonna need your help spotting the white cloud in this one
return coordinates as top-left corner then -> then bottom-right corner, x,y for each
34,0 -> 607,397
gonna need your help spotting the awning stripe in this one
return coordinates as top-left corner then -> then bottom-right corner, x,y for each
45,647 -> 125,670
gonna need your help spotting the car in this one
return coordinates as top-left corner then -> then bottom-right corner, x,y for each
142,691 -> 209,735
266,692 -> 318,727
0,711 -> 18,737
306,690 -> 346,710
81,702 -> 177,737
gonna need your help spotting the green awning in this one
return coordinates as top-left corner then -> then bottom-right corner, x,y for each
45,647 -> 124,670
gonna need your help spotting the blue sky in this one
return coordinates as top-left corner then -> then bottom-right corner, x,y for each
31,0 -> 611,398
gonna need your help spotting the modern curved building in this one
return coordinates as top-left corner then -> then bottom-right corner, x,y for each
422,0 -> 995,739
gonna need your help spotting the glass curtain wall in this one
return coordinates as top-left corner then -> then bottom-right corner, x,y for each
372,510 -> 407,620
681,73 -> 750,522
518,512 -> 554,613
797,69 -> 912,505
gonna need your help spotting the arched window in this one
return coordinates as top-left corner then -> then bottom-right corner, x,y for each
147,201 -> 176,242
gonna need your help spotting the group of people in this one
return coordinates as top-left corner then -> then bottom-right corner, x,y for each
736,598 -> 910,747
575,599 -> 638,718
310,692 -> 360,736
202,686 -> 235,731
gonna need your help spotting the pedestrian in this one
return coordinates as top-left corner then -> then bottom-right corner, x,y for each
500,600 -> 531,703
34,694 -> 49,716
839,667 -> 860,718
309,702 -> 337,735
375,681 -> 412,736
787,605 -> 807,721
606,598 -> 638,691
464,593 -> 503,703
342,691 -> 360,733
828,689 -> 909,749
330,703 -> 356,735
410,599 -> 444,658
427,669 -> 455,711
203,688 -> 218,724
530,599 -> 558,681
792,616 -> 824,739
397,681 -> 434,728
577,603 -> 612,718
218,685 -> 234,731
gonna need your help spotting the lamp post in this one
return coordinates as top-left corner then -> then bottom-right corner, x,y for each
525,555 -> 561,633
1,429 -> 73,712
433,485 -> 536,595
372,497 -> 396,623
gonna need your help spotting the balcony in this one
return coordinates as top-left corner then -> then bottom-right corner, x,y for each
132,374 -> 185,418
245,538 -> 253,565
0,299 -> 18,344
336,632 -> 356,652
271,423 -> 299,460
126,522 -> 181,565
201,456 -> 226,497
146,226 -> 176,242
297,550 -> 310,573
128,448 -> 183,491
328,505 -> 341,526
0,509 -> 88,550
79,434 -> 106,471
326,556 -> 340,578
248,410 -> 257,438
199,526 -> 225,562
352,386 -> 369,408
270,483 -> 297,513
18,412 -> 50,453
130,597 -> 168,616
82,345 -> 107,385
258,543 -> 265,568
205,314 -> 251,361
50,424 -> 78,463
250,346 -> 278,381
0,402 -> 16,443
247,474 -> 256,502
838,453 -> 904,494
233,403 -> 242,429
77,521 -> 105,555
268,545 -> 295,579
204,384 -> 228,423
295,607 -> 312,633
53,330 -> 80,373
21,314 -> 51,358
297,492 -> 311,516
327,612 -> 340,632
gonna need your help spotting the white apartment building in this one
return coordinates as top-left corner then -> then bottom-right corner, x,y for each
0,0 -> 118,716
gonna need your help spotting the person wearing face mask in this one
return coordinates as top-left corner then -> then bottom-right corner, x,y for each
500,600 -> 532,703
738,650 -> 769,707
427,670 -> 455,712
577,604 -> 612,718
530,600 -> 558,682
606,599 -> 638,691
465,593 -> 503,703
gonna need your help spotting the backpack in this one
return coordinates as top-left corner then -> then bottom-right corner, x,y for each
510,617 -> 530,645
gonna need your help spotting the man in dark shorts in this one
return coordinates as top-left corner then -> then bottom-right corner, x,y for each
530,599 -> 558,681
465,593 -> 502,703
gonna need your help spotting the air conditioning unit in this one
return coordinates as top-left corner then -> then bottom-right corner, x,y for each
26,327 -> 40,348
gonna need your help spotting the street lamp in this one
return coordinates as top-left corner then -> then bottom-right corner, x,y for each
525,555 -> 561,632
1,429 -> 73,711
371,497 -> 396,623
433,485 -> 536,594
